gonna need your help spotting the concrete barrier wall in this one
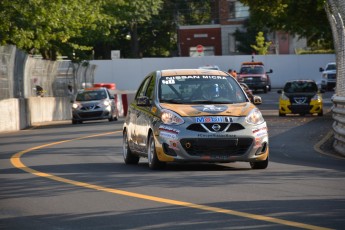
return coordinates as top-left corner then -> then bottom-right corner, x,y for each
28,97 -> 72,124
91,54 -> 336,91
0,97 -> 72,132
0,94 -> 135,132
0,98 -> 21,132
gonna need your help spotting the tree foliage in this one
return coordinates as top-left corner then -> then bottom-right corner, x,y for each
0,0 -> 213,60
0,0 -> 111,60
251,32 -> 271,55
240,0 -> 333,49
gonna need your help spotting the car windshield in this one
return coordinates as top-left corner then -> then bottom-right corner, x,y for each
326,64 -> 336,71
159,75 -> 247,104
240,66 -> 264,74
283,82 -> 318,93
76,90 -> 107,101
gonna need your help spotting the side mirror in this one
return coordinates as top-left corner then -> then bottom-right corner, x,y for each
137,96 -> 151,106
267,69 -> 273,74
319,67 -> 324,72
277,89 -> 282,94
110,95 -> 115,99
253,96 -> 262,105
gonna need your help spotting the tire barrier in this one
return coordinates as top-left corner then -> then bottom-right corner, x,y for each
331,95 -> 345,156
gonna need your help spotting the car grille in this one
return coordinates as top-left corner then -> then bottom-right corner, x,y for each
288,105 -> 313,114
180,138 -> 252,157
80,105 -> 101,111
243,76 -> 262,83
327,73 -> 336,79
186,123 -> 245,132
78,111 -> 104,118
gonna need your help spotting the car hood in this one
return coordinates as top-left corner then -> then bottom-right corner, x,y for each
160,102 -> 256,117
322,70 -> 336,74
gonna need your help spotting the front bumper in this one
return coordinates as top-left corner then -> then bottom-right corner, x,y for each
153,117 -> 269,163
72,107 -> 112,121
279,99 -> 323,115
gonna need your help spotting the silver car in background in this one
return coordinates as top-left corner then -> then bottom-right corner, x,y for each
72,87 -> 118,124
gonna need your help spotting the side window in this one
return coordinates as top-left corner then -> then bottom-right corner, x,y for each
136,75 -> 152,99
146,75 -> 156,100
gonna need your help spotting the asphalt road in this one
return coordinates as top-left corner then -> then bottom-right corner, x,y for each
1,90 -> 344,230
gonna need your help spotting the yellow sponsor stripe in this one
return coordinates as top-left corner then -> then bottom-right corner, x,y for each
10,131 -> 332,230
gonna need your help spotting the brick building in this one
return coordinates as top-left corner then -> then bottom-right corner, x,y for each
178,0 -> 306,57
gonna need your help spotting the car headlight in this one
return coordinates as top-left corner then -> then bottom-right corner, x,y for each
312,94 -> 322,101
161,109 -> 184,125
245,108 -> 264,125
103,100 -> 110,106
72,103 -> 79,109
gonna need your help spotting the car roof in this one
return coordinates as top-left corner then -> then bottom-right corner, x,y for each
241,62 -> 264,66
285,80 -> 316,84
160,69 -> 227,77
83,87 -> 107,91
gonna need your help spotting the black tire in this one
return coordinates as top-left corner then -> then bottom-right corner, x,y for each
123,130 -> 139,165
318,109 -> 323,117
72,119 -> 77,124
108,112 -> 114,122
148,133 -> 166,170
263,87 -> 268,93
279,112 -> 285,117
250,157 -> 268,169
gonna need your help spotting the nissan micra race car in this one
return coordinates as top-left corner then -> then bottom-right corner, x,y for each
277,80 -> 324,116
122,69 -> 269,170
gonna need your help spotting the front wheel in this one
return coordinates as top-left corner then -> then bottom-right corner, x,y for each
123,130 -> 139,165
148,133 -> 166,170
250,157 -> 268,169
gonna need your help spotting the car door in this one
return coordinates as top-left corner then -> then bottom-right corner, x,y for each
126,75 -> 153,152
135,74 -> 156,153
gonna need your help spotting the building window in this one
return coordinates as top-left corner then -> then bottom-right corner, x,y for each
228,33 -> 235,53
235,2 -> 249,18
227,0 -> 249,19
228,1 -> 235,19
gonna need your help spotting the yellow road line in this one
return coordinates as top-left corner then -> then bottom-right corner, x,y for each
10,131 -> 332,230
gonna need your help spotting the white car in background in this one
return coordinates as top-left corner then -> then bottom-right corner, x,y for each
319,62 -> 336,90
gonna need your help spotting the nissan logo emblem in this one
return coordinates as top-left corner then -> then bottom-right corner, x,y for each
212,124 -> 221,131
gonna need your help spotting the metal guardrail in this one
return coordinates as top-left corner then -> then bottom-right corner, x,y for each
332,95 -> 345,155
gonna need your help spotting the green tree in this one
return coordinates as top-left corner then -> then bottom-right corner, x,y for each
108,0 -> 164,58
240,0 -> 333,50
0,0 -> 108,60
251,32 -> 272,55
